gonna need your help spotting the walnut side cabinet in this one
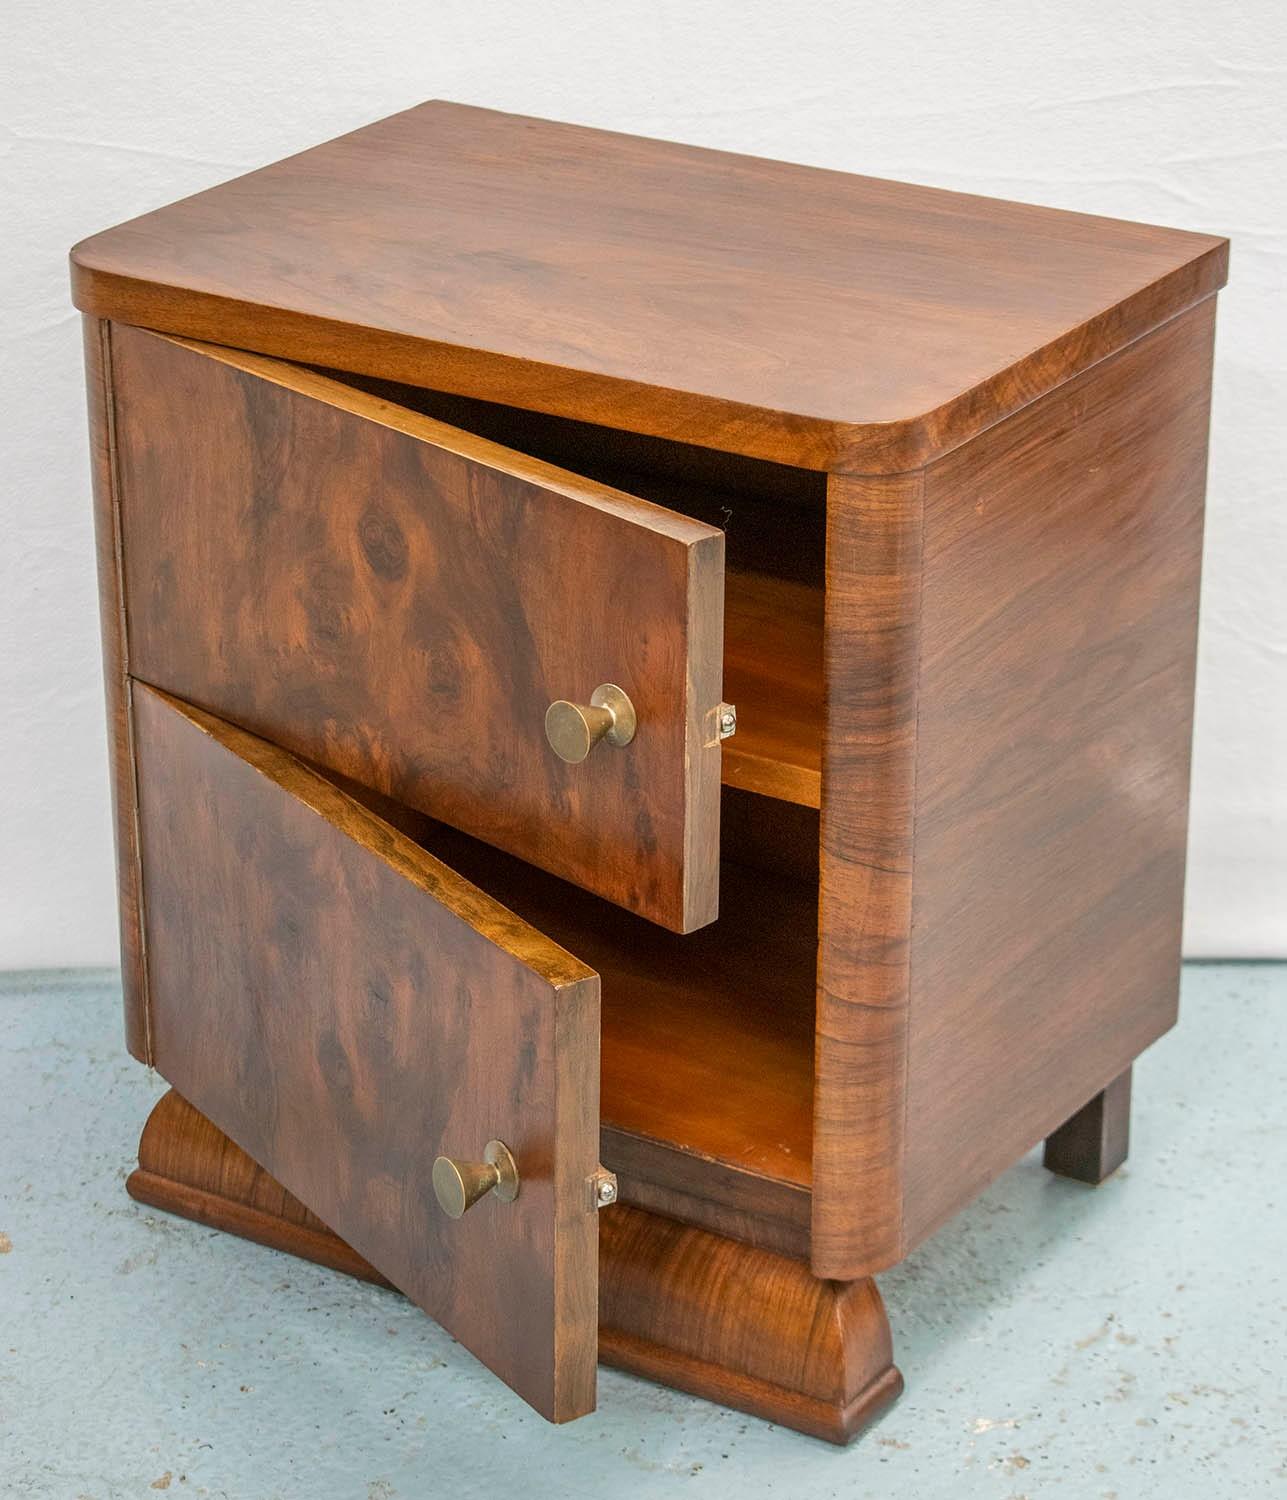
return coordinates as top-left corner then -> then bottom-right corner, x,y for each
71,102 -> 1227,1442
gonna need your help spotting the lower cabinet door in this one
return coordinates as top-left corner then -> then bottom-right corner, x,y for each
129,683 -> 602,1423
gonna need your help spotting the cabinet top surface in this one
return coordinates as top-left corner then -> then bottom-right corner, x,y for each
71,101 -> 1227,471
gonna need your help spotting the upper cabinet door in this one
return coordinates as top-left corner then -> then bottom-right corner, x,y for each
131,684 -> 602,1422
110,324 -> 725,933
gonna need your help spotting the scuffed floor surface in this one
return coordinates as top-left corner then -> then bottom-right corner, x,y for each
1,965 -> 1284,1498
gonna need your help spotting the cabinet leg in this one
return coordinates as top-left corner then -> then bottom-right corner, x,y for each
127,1089 -> 902,1443
1043,1065 -> 1132,1184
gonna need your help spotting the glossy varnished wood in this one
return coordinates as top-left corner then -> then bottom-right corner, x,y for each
127,1092 -> 899,1445
326,775 -> 816,1258
110,325 -> 724,933
82,318 -> 149,1062
435,838 -> 816,1190
129,1088 -> 394,1288
129,686 -> 601,1422
1044,1067 -> 1133,1184
813,302 -> 1214,1278
599,1126 -> 809,1261
901,302 -> 1213,1251
70,101 -> 1227,471
812,471 -> 923,1277
598,1206 -> 900,1444
74,101 -> 1226,1439
723,571 -> 823,808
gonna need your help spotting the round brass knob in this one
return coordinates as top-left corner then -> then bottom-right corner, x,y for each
544,683 -> 637,764
432,1140 -> 520,1219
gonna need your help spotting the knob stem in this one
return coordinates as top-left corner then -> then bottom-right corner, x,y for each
544,683 -> 637,763
432,1140 -> 520,1218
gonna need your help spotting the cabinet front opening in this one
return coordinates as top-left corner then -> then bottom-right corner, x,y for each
327,772 -> 818,1195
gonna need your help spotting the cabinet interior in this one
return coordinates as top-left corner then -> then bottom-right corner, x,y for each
313,369 -> 828,1198
340,780 -> 818,1193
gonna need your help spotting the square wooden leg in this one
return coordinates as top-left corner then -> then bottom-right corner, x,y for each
1043,1066 -> 1132,1184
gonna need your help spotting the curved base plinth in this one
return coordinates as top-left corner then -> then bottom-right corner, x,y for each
599,1205 -> 902,1443
128,1090 -> 901,1443
127,1087 -> 393,1286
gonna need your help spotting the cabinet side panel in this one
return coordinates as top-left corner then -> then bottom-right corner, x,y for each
82,316 -> 150,1061
812,472 -> 924,1278
902,300 -> 1216,1248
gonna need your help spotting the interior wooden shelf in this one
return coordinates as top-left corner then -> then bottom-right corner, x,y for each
375,810 -> 816,1189
722,569 -> 824,809
592,858 -> 815,1189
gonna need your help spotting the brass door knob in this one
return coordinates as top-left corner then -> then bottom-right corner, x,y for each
432,1140 -> 520,1219
544,683 -> 637,763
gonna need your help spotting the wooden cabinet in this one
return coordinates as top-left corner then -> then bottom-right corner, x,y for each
73,101 -> 1225,1443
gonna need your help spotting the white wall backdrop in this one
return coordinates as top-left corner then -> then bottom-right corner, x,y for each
3,0 -> 1284,964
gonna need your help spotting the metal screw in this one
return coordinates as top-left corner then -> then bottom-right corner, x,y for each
717,704 -> 738,739
590,1170 -> 618,1208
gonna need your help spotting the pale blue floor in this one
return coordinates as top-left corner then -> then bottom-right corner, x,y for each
1,964 -> 1284,1499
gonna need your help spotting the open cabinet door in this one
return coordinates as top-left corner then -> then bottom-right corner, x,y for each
130,684 -> 602,1423
110,324 -> 725,933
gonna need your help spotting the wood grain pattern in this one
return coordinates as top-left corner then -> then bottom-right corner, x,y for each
812,300 -> 1215,1278
432,834 -> 817,1189
599,1126 -> 810,1260
1044,1067 -> 1133,1184
598,1206 -> 900,1444
130,1097 -> 811,1269
811,471 -> 924,1278
129,1088 -> 395,1287
723,571 -> 823,808
126,1091 -> 899,1445
110,324 -> 724,933
129,685 -> 601,1422
321,370 -> 829,571
321,764 -> 817,1258
70,101 -> 1227,472
900,300 -> 1214,1253
81,317 -> 150,1062
76,104 -> 1225,1439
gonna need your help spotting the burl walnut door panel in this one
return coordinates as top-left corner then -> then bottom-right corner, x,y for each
110,323 -> 725,933
130,684 -> 602,1423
